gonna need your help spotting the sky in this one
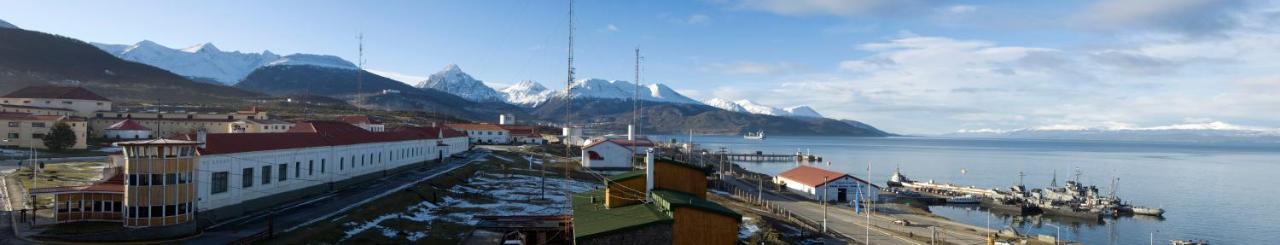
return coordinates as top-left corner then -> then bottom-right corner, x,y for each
2,0 -> 1278,134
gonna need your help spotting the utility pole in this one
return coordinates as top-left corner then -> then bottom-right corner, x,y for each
822,176 -> 828,234
866,161 -> 872,243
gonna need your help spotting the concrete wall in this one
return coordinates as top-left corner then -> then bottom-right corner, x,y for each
581,141 -> 631,169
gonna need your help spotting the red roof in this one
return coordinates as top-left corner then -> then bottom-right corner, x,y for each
193,121 -> 466,155
777,165 -> 878,188
445,123 -> 506,131
393,126 -> 468,138
2,86 -> 110,101
0,104 -> 75,111
583,138 -> 656,150
336,115 -> 381,125
105,119 -> 151,131
504,127 -> 538,137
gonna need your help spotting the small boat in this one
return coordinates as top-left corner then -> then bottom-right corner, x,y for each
1171,240 -> 1209,245
1131,206 -> 1165,216
947,195 -> 981,204
744,130 -> 765,140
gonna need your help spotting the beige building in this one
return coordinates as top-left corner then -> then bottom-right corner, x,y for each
0,112 -> 89,150
89,107 -> 291,138
0,86 -> 112,117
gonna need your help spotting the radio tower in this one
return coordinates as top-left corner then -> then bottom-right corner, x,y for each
562,0 -> 575,213
356,33 -> 365,108
631,48 -> 641,154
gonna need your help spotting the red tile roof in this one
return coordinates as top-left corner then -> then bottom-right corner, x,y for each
192,121 -> 466,155
393,126 -> 468,138
336,115 -> 381,125
2,86 -> 110,101
0,104 -> 75,111
105,119 -> 151,131
445,123 -> 506,131
777,165 -> 878,188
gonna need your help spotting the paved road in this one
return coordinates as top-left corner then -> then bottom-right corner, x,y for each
0,173 -> 27,244
188,150 -> 491,244
724,177 -> 990,245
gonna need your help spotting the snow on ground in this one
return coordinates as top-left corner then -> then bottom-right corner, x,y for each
738,217 -> 760,239
341,169 -> 599,241
710,189 -> 732,196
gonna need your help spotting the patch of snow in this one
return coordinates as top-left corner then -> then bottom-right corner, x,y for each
94,40 -> 281,85
734,99 -> 789,116
703,98 -> 746,113
783,106 -> 824,118
501,80 -> 553,106
367,69 -> 426,85
266,54 -> 358,70
738,217 -> 760,239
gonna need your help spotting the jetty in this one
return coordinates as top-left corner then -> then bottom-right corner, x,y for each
718,152 -> 822,162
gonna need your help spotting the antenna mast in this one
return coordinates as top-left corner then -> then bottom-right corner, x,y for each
562,0 -> 575,214
357,33 -> 365,109
632,48 -> 641,154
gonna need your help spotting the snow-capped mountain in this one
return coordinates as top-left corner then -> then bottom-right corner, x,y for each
264,54 -> 356,70
415,64 -> 504,102
499,78 -> 702,107
784,106 -> 824,118
951,121 -> 1280,143
702,98 -> 746,113
367,69 -> 426,85
702,98 -> 826,118
502,80 -> 552,106
0,19 -> 18,29
734,99 -> 789,116
91,40 -> 362,85
92,41 -> 281,85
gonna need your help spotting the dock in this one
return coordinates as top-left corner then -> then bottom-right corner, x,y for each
716,153 -> 822,162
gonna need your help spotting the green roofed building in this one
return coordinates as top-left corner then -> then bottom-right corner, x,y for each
572,157 -> 740,245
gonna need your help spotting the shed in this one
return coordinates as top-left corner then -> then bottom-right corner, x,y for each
104,119 -> 152,140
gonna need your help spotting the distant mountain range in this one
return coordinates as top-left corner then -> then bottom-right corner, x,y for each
949,121 -> 1280,143
703,98 -> 823,118
13,21 -> 888,136
92,40 -> 355,85
0,26 -> 260,104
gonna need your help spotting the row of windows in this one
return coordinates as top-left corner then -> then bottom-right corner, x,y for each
209,146 -> 437,195
3,99 -> 102,106
56,200 -> 122,213
96,113 -> 248,120
125,203 -> 192,218
467,130 -> 505,136
5,133 -> 45,139
126,172 -> 193,186
6,121 -> 45,127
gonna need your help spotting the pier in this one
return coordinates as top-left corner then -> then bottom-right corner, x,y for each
717,153 -> 821,162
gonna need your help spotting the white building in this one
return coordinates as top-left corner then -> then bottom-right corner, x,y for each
446,123 -> 510,144
775,165 -> 880,203
186,121 -> 469,221
103,119 -> 152,140
580,139 -> 655,170
561,126 -> 587,146
0,86 -> 112,118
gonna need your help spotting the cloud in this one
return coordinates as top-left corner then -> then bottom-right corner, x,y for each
702,61 -> 795,75
719,0 -> 944,17
663,13 -> 712,25
1076,0 -> 1251,35
945,5 -> 976,14
605,24 -> 621,32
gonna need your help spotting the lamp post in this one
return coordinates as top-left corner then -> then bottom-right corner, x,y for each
1046,223 -> 1062,245
822,176 -> 829,233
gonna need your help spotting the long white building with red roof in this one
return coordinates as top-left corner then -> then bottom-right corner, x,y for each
775,165 -> 881,203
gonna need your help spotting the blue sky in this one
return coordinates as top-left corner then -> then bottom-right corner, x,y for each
3,0 -> 1278,134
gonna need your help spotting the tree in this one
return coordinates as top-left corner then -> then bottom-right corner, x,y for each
43,122 -> 76,151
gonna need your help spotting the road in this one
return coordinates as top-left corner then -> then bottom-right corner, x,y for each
188,150 -> 490,244
723,177 -> 990,245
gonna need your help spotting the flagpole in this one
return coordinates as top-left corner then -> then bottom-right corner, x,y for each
866,161 -> 871,243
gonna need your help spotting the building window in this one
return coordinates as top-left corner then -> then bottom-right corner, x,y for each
340,158 -> 344,170
97,102 -> 103,106
31,133 -> 44,139
295,162 -> 301,178
321,159 -> 326,173
6,122 -> 15,127
31,122 -> 45,128
5,133 -> 15,139
212,172 -> 229,194
242,168 -> 254,188
279,164 -> 288,181
308,160 -> 314,175
262,166 -> 272,185
62,101 -> 72,105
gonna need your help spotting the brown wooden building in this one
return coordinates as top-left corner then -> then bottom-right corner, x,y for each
573,157 -> 741,245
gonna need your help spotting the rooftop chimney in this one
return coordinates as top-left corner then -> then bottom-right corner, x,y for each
627,124 -> 634,140
195,128 -> 207,148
